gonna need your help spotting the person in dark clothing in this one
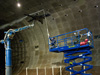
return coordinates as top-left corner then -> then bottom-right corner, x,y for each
49,37 -> 56,48
74,32 -> 82,44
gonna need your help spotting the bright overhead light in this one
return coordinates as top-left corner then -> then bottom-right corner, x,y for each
17,2 -> 21,7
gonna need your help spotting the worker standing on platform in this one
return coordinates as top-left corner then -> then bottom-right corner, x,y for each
87,31 -> 92,44
74,32 -> 82,44
49,37 -> 56,48
87,31 -> 92,40
87,31 -> 91,37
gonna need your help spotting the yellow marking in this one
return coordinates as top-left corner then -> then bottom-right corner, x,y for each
89,43 -> 91,45
69,62 -> 73,65
69,45 -> 75,48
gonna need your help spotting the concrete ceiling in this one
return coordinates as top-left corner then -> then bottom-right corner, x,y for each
0,0 -> 100,75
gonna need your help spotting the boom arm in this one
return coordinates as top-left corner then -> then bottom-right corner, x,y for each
0,24 -> 34,75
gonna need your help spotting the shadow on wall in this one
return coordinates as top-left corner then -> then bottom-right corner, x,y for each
0,30 -> 5,75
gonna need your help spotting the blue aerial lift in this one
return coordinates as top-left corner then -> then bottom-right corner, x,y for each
49,28 -> 94,75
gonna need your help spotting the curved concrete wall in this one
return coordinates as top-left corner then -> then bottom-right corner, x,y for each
11,19 -> 64,74
0,0 -> 100,75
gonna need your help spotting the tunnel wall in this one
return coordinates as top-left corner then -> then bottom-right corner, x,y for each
0,0 -> 100,75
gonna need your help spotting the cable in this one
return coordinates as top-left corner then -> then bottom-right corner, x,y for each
4,29 -> 15,49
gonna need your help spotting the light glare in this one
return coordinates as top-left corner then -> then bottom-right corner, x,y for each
17,3 -> 21,7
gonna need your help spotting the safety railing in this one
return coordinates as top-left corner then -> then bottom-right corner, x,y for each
25,66 -> 64,75
49,28 -> 94,49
